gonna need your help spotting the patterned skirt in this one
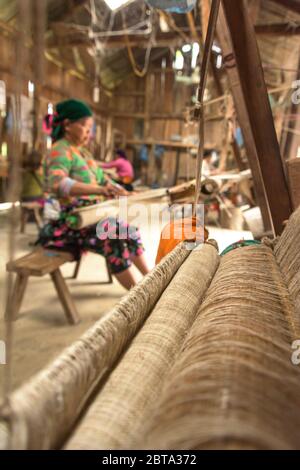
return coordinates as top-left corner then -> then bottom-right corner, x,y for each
37,200 -> 144,274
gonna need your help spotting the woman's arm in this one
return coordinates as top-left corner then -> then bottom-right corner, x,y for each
99,161 -> 118,169
47,145 -> 124,198
69,182 -> 112,197
47,145 -> 117,198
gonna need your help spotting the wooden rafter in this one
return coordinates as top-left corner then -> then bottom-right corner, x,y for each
269,0 -> 300,15
255,22 -> 300,35
46,33 -> 195,50
45,20 -> 300,51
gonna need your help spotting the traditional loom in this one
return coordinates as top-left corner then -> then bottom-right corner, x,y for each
68,188 -> 169,229
66,181 -> 219,230
2,0 -> 300,450
1,206 -> 300,450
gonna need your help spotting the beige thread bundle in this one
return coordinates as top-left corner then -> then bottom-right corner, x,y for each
2,207 -> 300,451
65,243 -> 219,449
135,245 -> 300,450
274,207 -> 300,317
0,242 -> 190,450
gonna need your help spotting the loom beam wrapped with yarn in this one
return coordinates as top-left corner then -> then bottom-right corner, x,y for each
68,188 -> 169,230
68,181 -> 219,230
65,243 -> 219,450
136,244 -> 300,450
167,178 -> 220,205
1,206 -> 300,450
0,243 -> 190,450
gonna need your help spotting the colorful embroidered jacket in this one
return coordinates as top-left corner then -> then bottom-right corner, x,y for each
44,138 -> 105,207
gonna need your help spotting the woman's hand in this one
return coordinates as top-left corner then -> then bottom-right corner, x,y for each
106,182 -> 129,197
97,186 -> 114,198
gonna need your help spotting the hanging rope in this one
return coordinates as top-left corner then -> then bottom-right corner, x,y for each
90,7 -> 116,95
121,9 -> 153,78
193,0 -> 221,215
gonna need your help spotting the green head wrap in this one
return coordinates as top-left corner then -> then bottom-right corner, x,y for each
51,99 -> 93,141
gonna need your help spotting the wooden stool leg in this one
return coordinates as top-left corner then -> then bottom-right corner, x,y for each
50,269 -> 80,325
33,206 -> 43,230
20,209 -> 29,234
72,257 -> 82,279
5,274 -> 29,321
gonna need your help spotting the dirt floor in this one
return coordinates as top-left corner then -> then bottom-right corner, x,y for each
0,208 -> 252,397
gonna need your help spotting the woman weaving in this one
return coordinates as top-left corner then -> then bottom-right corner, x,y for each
39,99 -> 150,290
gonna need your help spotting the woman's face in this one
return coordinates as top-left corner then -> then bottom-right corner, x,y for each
64,117 -> 93,146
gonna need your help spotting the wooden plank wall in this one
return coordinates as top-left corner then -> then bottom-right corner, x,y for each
111,67 -> 226,185
0,34 -> 111,162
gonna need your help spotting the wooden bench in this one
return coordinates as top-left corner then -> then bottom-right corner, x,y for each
5,249 -> 112,325
6,248 -> 80,325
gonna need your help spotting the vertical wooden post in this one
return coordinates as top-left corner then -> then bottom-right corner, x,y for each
144,72 -> 153,185
216,14 -> 270,230
148,143 -> 156,186
173,149 -> 181,186
200,0 -> 211,42
144,73 -> 151,140
231,137 -> 247,172
105,115 -> 113,160
218,0 -> 292,235
209,47 -> 247,173
32,0 -> 46,151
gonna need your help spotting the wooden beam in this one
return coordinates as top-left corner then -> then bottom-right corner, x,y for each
150,114 -> 185,120
173,149 -> 181,185
255,22 -> 300,35
144,72 -> 151,139
210,55 -> 223,96
127,139 -> 198,150
45,21 -> 300,54
200,0 -> 211,42
114,91 -> 145,97
46,32 -> 194,50
269,0 -> 300,15
220,0 -> 292,235
32,0 -> 46,150
232,137 -> 247,171
45,22 -> 300,51
186,11 -> 199,41
217,10 -> 271,231
112,112 -> 146,119
249,0 -> 261,24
